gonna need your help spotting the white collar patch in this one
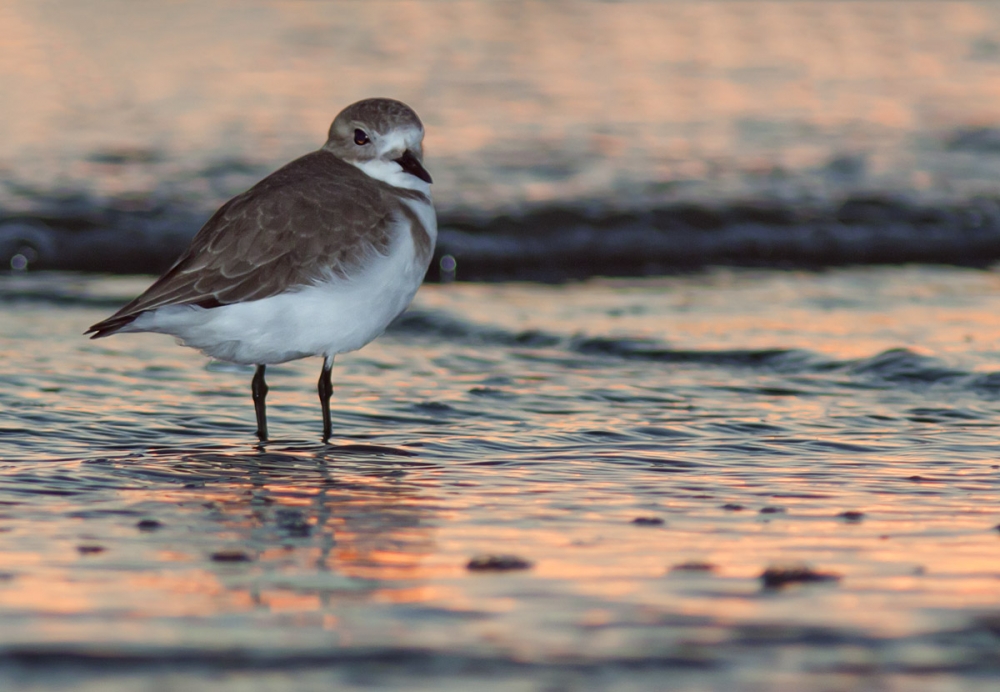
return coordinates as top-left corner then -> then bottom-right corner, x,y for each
353,158 -> 432,194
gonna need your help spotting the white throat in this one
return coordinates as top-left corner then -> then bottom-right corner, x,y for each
352,159 -> 432,194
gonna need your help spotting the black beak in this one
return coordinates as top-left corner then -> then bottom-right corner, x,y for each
394,150 -> 433,184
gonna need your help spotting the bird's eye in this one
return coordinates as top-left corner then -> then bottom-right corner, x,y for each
354,129 -> 370,146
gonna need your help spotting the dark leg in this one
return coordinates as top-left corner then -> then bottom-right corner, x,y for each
252,364 -> 269,442
318,357 -> 334,442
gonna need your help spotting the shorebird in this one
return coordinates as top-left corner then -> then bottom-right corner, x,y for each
87,98 -> 437,442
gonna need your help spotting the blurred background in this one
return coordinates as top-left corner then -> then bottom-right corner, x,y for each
7,6 -> 1000,689
3,0 -> 1000,279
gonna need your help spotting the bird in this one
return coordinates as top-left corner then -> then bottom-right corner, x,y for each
86,98 -> 437,443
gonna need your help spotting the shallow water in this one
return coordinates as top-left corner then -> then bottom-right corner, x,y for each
3,267 -> 1000,690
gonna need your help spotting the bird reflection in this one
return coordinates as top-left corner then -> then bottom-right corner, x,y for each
144,443 -> 441,609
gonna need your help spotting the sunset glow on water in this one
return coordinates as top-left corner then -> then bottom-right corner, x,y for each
2,269 -> 1000,690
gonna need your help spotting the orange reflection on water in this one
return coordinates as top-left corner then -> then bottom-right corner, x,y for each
7,269 -> 1000,656
414,269 -> 1000,365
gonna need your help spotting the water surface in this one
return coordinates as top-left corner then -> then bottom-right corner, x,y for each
3,267 -> 1000,690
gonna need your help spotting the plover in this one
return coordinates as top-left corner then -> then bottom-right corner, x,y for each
87,98 -> 437,442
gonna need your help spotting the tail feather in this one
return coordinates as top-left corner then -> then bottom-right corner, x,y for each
85,313 -> 141,339
86,297 -> 222,339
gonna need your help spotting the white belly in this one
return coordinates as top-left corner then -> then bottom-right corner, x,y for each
129,221 -> 433,365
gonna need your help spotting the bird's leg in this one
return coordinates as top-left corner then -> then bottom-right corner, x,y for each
318,357 -> 334,442
252,364 -> 269,442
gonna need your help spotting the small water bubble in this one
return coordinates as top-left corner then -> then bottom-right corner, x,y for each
8,244 -> 38,271
439,254 -> 457,282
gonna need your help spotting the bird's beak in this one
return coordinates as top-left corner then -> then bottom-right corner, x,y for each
394,150 -> 433,184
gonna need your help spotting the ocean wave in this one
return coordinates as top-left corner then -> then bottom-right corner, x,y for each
4,193 -> 1000,280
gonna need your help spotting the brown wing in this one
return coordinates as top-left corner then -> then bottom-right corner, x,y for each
87,151 -> 396,338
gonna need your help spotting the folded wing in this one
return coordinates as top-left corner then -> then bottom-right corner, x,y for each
87,151 -> 395,338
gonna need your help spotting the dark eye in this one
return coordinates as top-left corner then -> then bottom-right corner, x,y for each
354,129 -> 370,146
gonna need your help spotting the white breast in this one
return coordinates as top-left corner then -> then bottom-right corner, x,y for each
402,196 -> 439,248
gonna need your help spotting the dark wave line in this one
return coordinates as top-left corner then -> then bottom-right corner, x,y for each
390,311 -> 1000,394
0,644 -> 719,673
3,194 -> 1000,279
